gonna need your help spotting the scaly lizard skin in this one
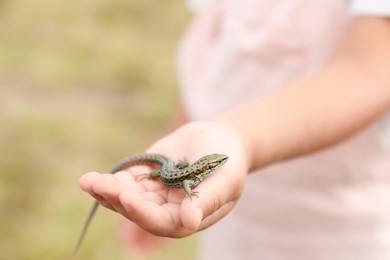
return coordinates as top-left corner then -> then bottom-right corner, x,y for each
73,153 -> 229,254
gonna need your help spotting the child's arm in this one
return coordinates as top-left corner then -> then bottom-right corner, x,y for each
79,17 -> 390,238
219,17 -> 390,171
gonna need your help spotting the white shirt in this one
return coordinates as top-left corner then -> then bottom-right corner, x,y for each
177,1 -> 390,259
351,0 -> 390,16
187,0 -> 390,15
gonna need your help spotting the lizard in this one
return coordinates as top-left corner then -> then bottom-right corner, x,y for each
73,152 -> 229,254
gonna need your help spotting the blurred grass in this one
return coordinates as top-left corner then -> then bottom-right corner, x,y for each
0,0 -> 195,259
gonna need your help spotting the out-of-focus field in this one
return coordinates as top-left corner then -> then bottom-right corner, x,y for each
0,0 -> 195,259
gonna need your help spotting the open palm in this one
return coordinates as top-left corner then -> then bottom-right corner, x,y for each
79,121 -> 248,238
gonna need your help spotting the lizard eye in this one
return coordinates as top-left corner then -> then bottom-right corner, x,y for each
209,162 -> 219,169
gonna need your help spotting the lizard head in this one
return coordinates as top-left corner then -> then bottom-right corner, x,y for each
199,153 -> 229,170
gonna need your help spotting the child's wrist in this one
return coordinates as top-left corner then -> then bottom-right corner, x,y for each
213,118 -> 253,172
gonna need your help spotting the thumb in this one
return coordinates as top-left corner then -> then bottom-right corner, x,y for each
179,157 -> 245,231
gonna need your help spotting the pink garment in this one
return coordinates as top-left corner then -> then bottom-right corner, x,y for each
177,0 -> 390,259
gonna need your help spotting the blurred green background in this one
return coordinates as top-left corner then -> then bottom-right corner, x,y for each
0,0 -> 195,259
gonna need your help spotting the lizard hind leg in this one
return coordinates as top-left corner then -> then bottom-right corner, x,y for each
175,159 -> 189,169
136,169 -> 161,182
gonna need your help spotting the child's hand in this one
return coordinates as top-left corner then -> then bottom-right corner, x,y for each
79,121 -> 249,238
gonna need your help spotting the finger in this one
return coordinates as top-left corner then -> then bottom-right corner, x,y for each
92,173 -> 142,215
118,189 -> 191,237
79,171 -> 101,193
179,197 -> 203,231
79,172 -> 107,200
180,162 -> 244,231
180,186 -> 236,232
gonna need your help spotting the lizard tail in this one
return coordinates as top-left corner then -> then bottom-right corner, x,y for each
73,201 -> 100,256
